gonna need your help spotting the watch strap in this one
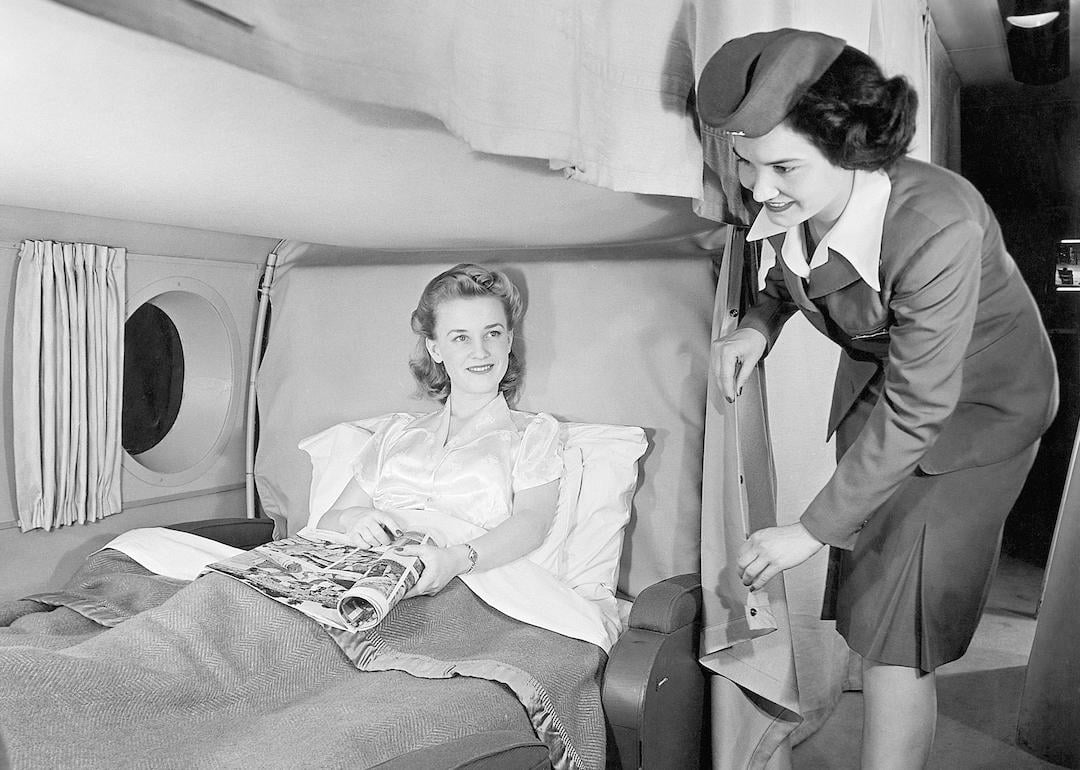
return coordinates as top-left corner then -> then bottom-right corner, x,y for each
462,543 -> 478,574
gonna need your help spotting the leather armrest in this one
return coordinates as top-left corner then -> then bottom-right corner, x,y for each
626,572 -> 702,634
603,574 -> 705,769
165,517 -> 275,550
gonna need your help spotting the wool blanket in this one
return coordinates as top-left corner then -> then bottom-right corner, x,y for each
0,550 -> 605,769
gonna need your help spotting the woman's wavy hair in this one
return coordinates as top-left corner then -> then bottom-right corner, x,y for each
788,45 -> 917,171
409,263 -> 525,405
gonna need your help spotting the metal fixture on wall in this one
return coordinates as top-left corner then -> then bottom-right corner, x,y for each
1001,0 -> 1070,84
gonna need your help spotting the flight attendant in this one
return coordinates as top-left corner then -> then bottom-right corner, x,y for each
700,28 -> 1058,769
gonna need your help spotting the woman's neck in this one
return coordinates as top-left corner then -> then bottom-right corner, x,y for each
447,391 -> 499,424
808,169 -> 856,242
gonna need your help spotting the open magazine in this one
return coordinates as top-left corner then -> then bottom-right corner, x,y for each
205,530 -> 434,632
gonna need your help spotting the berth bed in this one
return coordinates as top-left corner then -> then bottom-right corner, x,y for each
0,252 -> 716,769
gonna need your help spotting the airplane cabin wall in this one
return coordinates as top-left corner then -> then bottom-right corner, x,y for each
0,203 -> 276,601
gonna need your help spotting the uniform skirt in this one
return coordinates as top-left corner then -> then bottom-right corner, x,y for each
822,377 -> 1040,673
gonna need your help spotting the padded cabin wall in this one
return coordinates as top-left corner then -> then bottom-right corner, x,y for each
257,244 -> 720,598
0,203 -> 275,601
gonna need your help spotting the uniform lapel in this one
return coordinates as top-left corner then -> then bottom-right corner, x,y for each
770,233 -> 827,336
806,249 -> 862,300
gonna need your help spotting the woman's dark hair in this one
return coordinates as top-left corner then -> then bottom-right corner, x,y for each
787,45 -> 917,171
409,263 -> 525,405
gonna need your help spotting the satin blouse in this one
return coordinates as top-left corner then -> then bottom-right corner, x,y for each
349,394 -> 563,530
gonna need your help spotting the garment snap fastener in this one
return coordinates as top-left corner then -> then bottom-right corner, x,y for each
749,608 -> 758,617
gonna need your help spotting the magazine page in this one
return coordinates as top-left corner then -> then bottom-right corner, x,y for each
333,537 -> 428,631
206,530 -> 433,632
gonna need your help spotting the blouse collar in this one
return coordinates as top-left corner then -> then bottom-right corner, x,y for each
405,392 -> 517,446
746,168 -> 892,292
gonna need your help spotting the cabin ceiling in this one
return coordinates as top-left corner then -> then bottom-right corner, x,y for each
2,1 -> 1075,252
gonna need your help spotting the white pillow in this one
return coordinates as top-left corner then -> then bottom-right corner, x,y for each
550,422 -> 648,599
300,419 -> 648,598
524,444 -> 582,579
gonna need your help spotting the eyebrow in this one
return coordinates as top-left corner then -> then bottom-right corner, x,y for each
447,322 -> 506,334
731,147 -> 801,165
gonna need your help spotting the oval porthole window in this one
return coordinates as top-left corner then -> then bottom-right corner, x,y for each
122,303 -> 185,455
122,282 -> 239,486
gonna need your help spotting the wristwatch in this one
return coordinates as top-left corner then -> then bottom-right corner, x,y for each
461,543 -> 478,574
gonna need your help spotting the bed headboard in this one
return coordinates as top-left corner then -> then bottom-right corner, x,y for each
253,254 -> 715,598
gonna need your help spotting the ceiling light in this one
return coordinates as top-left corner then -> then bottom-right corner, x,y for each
1001,0 -> 1070,84
1006,11 -> 1061,28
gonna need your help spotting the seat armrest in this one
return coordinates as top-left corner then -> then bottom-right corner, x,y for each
165,517 -> 275,550
603,574 -> 704,769
626,572 -> 701,634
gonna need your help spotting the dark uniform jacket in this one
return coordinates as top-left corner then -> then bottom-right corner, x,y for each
740,157 -> 1059,549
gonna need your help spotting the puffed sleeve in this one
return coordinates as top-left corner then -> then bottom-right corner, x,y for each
512,413 -> 564,493
298,414 -> 404,526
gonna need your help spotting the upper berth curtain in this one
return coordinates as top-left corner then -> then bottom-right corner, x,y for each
12,240 -> 125,532
52,0 -> 936,225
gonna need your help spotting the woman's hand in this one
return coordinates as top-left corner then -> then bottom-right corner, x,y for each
712,328 -> 767,403
337,507 -> 403,548
737,523 -> 825,591
394,543 -> 472,598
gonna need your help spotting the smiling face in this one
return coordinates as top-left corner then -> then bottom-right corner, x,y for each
733,122 -> 855,235
425,296 -> 512,403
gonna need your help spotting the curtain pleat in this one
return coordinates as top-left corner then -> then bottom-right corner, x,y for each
13,240 -> 126,531
700,228 -> 801,770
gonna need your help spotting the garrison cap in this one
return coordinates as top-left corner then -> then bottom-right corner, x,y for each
697,28 -> 846,137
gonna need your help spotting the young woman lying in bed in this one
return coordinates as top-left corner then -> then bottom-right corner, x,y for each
314,261 -> 559,583
298,263 -> 627,650
0,263 -> 642,770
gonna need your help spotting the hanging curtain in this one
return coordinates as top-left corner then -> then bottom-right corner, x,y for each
700,228 -> 801,768
12,240 -> 126,532
52,0 -> 701,200
54,0 -> 937,220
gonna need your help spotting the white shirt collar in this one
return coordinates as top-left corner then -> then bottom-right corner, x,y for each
746,169 -> 892,292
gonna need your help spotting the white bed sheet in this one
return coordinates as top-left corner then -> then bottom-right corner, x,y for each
98,527 -> 242,581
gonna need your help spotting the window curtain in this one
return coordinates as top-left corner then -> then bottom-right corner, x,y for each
12,240 -> 126,532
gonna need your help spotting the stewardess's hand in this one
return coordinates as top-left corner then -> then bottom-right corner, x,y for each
395,543 -> 471,598
338,508 -> 403,548
711,328 -> 767,403
737,523 -> 825,591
